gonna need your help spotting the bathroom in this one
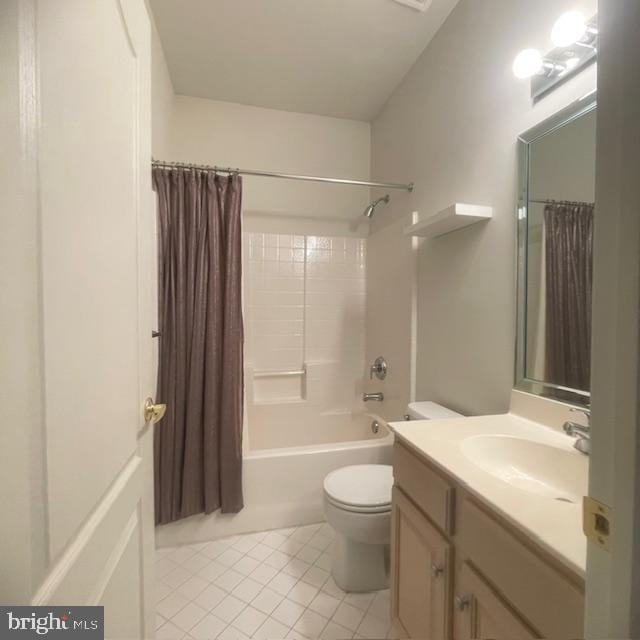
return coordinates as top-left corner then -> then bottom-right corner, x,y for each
2,0 -> 640,639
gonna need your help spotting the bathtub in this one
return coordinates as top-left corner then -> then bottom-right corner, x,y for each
155,412 -> 393,547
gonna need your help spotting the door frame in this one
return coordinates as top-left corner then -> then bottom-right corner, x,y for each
586,0 -> 640,637
0,0 -> 48,604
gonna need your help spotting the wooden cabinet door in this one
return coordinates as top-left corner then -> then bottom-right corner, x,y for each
453,562 -> 539,640
391,487 -> 452,640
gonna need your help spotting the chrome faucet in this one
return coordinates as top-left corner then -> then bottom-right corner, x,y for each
563,407 -> 591,455
363,392 -> 384,402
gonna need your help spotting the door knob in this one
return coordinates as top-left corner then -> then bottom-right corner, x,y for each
144,398 -> 166,424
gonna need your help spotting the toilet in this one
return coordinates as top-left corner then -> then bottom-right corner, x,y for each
324,464 -> 393,592
323,402 -> 462,592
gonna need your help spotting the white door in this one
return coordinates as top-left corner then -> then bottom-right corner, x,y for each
0,1 -> 157,638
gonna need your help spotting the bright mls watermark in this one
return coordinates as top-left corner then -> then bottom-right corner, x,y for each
0,607 -> 103,639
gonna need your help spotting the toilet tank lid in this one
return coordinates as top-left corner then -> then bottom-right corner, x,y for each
407,401 -> 462,420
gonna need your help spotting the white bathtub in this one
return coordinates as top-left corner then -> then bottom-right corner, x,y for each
155,412 -> 393,547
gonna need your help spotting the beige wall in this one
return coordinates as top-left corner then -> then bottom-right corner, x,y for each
368,0 -> 597,417
364,218 -> 418,422
149,13 -> 173,158
165,96 -> 371,223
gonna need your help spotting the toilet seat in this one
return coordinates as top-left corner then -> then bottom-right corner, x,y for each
325,495 -> 391,514
323,465 -> 392,514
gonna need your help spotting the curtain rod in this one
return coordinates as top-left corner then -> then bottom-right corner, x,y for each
152,159 -> 414,192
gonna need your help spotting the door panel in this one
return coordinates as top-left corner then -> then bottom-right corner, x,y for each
391,487 -> 452,640
102,530 -> 143,640
32,458 -> 143,605
38,0 -> 141,558
454,562 -> 539,640
396,504 -> 431,638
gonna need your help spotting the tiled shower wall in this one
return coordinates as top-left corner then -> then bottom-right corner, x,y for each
243,232 -> 366,449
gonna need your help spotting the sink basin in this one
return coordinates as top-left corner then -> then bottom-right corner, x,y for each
461,434 -> 588,503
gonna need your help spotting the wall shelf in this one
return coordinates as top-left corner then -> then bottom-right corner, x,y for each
404,203 -> 492,238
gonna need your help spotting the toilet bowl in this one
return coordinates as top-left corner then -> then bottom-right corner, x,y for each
323,464 -> 393,592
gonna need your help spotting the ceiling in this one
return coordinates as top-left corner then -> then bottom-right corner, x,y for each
149,0 -> 460,122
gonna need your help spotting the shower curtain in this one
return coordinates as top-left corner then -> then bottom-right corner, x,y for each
152,168 -> 244,525
544,201 -> 594,391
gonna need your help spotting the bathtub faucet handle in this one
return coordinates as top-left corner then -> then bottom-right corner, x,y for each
369,356 -> 388,381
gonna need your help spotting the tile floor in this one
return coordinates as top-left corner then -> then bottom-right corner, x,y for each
155,523 -> 400,640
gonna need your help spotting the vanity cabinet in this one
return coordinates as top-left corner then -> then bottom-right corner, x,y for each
391,441 -> 585,640
391,487 -> 452,640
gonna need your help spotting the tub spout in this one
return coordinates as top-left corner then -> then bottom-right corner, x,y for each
363,392 -> 384,402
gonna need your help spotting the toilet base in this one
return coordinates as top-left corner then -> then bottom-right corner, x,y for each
331,530 -> 390,592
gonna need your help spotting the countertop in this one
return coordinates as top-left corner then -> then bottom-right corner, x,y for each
388,413 -> 588,577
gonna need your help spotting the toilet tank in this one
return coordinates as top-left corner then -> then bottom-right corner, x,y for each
406,401 -> 462,420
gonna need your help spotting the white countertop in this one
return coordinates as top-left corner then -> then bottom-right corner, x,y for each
389,413 -> 588,577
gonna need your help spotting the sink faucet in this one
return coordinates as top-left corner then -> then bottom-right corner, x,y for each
563,407 -> 591,455
363,392 -> 384,402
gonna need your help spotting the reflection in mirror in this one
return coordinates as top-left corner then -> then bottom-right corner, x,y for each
516,98 -> 596,406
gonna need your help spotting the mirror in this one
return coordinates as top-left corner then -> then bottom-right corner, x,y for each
516,96 -> 596,406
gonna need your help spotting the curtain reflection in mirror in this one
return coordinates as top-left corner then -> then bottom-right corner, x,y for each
543,201 -> 594,391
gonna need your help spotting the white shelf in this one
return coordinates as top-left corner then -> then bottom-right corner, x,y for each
404,203 -> 492,238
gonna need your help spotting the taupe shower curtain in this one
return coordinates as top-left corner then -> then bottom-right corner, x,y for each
153,168 -> 244,525
544,201 -> 594,391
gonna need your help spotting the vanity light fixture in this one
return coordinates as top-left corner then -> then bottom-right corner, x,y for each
559,56 -> 581,76
513,11 -> 598,101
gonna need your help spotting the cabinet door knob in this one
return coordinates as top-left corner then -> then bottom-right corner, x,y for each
431,564 -> 444,578
455,595 -> 470,611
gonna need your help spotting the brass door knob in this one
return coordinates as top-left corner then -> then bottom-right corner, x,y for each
144,398 -> 167,424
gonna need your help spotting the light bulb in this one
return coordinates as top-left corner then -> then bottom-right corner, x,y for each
551,11 -> 587,47
512,49 -> 543,79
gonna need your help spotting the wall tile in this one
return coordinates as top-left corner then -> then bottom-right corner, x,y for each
244,231 -> 366,444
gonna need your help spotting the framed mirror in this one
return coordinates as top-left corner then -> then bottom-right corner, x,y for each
515,94 -> 596,407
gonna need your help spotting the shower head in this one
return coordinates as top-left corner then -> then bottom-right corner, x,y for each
363,194 -> 390,218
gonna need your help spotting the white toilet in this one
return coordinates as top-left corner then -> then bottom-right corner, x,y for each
323,402 -> 462,592
324,464 -> 393,592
